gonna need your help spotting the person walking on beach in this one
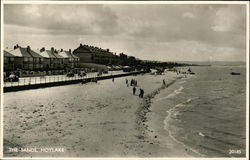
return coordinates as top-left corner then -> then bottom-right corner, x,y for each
163,79 -> 166,85
139,88 -> 144,98
112,77 -> 114,82
134,80 -> 137,86
133,86 -> 136,95
130,79 -> 134,86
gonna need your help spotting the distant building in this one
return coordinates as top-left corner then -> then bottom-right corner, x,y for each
4,43 -> 139,73
35,47 -> 57,70
4,50 -> 15,71
27,46 -> 44,70
7,45 -> 44,70
73,44 -> 117,65
58,49 -> 79,69
70,49 -> 80,67
73,44 -> 92,63
51,48 -> 64,69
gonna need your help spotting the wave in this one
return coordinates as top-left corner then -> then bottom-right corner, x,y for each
197,144 -> 229,157
164,113 -> 204,156
163,97 -> 204,156
195,130 -> 242,149
198,132 -> 205,137
179,80 -> 186,84
204,135 -> 241,148
155,86 -> 184,101
203,126 -> 245,139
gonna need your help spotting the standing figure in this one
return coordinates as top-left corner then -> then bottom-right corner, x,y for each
163,79 -> 166,85
133,86 -> 136,95
135,80 -> 137,86
139,88 -> 144,98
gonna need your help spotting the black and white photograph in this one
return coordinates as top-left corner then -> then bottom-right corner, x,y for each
1,1 -> 249,159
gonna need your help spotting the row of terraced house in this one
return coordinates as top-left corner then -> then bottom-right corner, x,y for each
4,43 -> 128,72
4,45 -> 79,72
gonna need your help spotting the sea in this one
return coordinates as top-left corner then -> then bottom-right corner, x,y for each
152,62 -> 247,157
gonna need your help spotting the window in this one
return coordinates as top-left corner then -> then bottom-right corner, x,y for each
29,64 -> 33,69
29,58 -> 33,62
4,57 -> 8,63
23,64 -> 29,69
10,57 -> 14,61
24,57 -> 28,62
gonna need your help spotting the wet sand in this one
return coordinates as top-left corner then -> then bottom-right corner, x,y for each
3,72 -> 200,157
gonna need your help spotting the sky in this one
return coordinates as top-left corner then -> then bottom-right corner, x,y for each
4,3 -> 247,62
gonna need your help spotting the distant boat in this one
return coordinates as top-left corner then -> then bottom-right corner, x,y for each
231,72 -> 240,75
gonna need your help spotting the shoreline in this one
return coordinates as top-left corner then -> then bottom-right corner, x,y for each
136,74 -> 203,157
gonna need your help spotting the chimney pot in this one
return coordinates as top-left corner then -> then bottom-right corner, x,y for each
27,46 -> 30,52
51,47 -> 54,53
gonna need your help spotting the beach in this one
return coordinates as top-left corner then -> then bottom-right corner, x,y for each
3,71 -> 198,157
4,64 -> 246,158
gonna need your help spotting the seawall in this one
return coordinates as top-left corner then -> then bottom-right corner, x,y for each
4,71 -> 146,93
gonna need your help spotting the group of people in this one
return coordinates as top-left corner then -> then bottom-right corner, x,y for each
126,78 -> 144,98
126,78 -> 137,87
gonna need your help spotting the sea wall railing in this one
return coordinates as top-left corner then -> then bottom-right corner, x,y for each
3,70 -> 146,92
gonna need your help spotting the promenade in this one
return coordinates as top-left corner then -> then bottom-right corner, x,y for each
4,70 -> 146,92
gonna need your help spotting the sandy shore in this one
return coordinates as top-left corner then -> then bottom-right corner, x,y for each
136,75 -> 203,157
4,71 -> 200,157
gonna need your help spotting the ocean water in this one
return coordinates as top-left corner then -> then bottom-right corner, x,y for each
153,63 -> 246,157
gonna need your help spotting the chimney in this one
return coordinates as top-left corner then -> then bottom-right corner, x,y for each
27,46 -> 30,52
80,43 -> 83,47
107,48 -> 109,52
40,47 -> 45,52
69,49 -> 71,54
51,47 -> 54,54
14,44 -> 19,49
60,49 -> 63,52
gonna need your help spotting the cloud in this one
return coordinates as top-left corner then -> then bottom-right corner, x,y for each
4,4 -> 247,62
182,12 -> 196,19
4,4 -> 120,35
212,5 -> 246,33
